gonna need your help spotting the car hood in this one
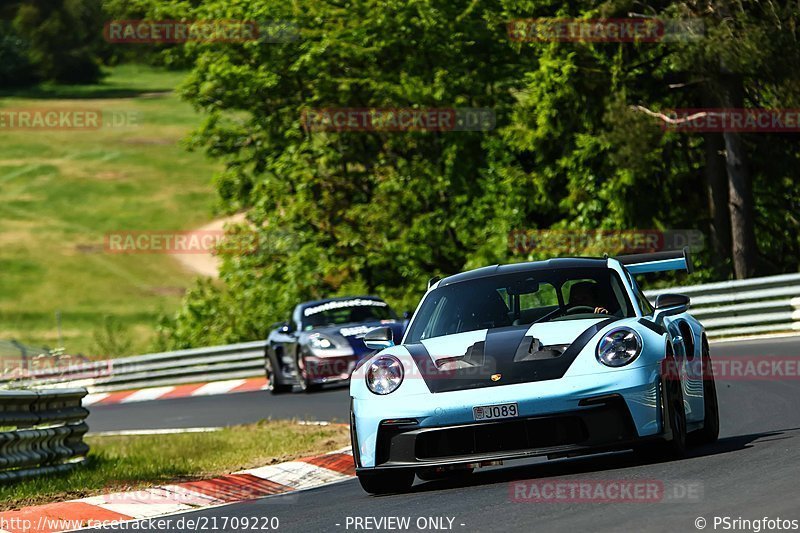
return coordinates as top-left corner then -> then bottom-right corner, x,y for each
403,318 -> 619,393
417,318 -> 607,364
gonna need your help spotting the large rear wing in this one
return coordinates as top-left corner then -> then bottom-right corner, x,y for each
614,247 -> 693,275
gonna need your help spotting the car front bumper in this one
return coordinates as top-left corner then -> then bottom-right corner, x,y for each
352,362 -> 664,469
357,395 -> 660,472
305,354 -> 359,385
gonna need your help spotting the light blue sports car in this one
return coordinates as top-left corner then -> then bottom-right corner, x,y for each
349,249 -> 719,494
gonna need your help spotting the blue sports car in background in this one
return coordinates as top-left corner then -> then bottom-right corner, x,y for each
265,296 -> 406,393
350,249 -> 719,494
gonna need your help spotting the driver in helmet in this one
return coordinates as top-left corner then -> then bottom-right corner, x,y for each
567,281 -> 610,315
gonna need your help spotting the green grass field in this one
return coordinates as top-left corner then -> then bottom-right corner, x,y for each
0,65 -> 221,357
0,420 -> 350,511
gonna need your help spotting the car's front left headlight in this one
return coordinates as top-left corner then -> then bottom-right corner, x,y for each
596,327 -> 642,367
365,355 -> 404,395
309,334 -> 335,350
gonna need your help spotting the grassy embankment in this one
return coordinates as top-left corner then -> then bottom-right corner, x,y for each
0,65 -> 221,357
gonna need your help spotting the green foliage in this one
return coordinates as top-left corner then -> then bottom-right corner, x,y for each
99,0 -> 197,68
8,0 -> 106,84
91,316 -> 133,358
153,0 -> 527,346
153,0 -> 800,347
0,21 -> 35,87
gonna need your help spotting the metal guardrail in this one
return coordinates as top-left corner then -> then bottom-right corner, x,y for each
645,272 -> 800,338
0,341 -> 268,393
0,388 -> 89,482
2,273 -> 798,393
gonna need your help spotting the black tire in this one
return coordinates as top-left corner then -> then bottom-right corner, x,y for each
416,467 -> 474,482
660,356 -> 688,457
295,351 -> 321,393
693,339 -> 720,445
265,349 -> 292,394
357,470 -> 415,495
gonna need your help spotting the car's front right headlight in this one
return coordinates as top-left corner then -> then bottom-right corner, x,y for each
309,334 -> 335,350
365,355 -> 404,395
596,327 -> 642,367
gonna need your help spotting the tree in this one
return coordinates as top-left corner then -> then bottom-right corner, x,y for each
154,0 -> 800,347
3,0 -> 106,84
643,0 -> 800,277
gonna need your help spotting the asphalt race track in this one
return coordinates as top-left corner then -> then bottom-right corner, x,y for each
86,336 -> 800,532
87,387 -> 351,432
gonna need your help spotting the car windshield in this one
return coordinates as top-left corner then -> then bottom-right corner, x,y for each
301,299 -> 397,330
405,267 -> 634,343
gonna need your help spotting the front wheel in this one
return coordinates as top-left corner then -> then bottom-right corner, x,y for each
295,351 -> 321,393
265,350 -> 292,394
693,340 -> 719,445
639,356 -> 687,460
357,470 -> 415,495
660,357 -> 688,457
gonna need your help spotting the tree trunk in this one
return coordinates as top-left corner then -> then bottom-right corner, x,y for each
719,72 -> 758,279
703,129 -> 731,275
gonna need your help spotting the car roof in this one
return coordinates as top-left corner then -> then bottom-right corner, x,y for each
438,258 -> 610,287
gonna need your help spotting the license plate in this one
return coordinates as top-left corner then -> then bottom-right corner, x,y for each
473,402 -> 519,421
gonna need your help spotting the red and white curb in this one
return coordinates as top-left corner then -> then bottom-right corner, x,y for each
83,377 -> 269,406
0,447 -> 355,533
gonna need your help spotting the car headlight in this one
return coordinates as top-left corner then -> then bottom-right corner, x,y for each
365,355 -> 404,395
596,327 -> 642,367
309,334 -> 335,350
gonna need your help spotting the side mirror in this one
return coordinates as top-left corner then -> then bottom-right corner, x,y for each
364,327 -> 395,351
402,310 -> 413,320
279,321 -> 295,334
653,293 -> 690,323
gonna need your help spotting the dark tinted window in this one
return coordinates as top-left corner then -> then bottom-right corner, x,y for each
406,267 -> 633,343
301,298 -> 397,330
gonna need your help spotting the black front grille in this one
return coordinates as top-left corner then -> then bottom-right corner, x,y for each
371,396 -> 639,467
415,415 -> 587,460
